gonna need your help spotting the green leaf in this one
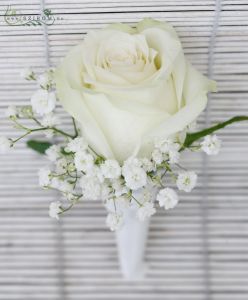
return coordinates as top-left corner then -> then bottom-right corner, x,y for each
27,139 -> 52,154
184,116 -> 248,148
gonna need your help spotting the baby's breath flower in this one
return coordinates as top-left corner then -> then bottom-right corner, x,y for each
50,177 -> 61,189
59,181 -> 74,194
20,67 -> 35,80
44,129 -> 54,139
141,158 -> 155,172
86,165 -> 104,183
101,159 -> 121,179
45,145 -> 60,162
154,138 -> 180,165
176,171 -> 197,192
19,106 -> 33,118
80,175 -> 101,200
65,137 -> 88,153
74,151 -> 94,173
201,135 -> 221,155
156,188 -> 178,210
31,89 -> 56,116
67,162 -> 76,173
41,113 -> 60,127
105,196 -> 130,214
101,183 -> 112,201
155,137 -> 174,153
49,201 -> 62,220
5,105 -> 17,118
38,72 -> 53,90
152,148 -> 163,164
122,163 -> 147,191
106,213 -> 123,231
0,136 -> 12,153
65,193 -> 77,202
168,148 -> 180,164
112,179 -> 129,197
50,178 -> 73,194
137,202 -> 156,221
55,157 -> 68,174
132,187 -> 152,208
122,157 -> 141,171
38,167 -> 51,187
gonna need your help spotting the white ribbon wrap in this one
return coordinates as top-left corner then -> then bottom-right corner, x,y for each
116,206 -> 150,280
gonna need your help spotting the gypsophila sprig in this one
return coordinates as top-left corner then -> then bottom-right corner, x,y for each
176,171 -> 197,192
156,188 -> 178,210
201,134 -> 221,155
5,105 -> 18,119
106,213 -> 123,231
0,137 -> 12,154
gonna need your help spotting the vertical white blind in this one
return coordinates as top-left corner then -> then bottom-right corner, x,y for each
0,0 -> 248,299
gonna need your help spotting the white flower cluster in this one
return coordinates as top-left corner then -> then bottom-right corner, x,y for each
1,67 -> 224,229
37,134 -> 205,229
19,68 -> 57,117
201,134 -> 221,155
21,67 -> 60,131
0,68 -> 62,154
0,137 -> 12,154
152,137 -> 181,165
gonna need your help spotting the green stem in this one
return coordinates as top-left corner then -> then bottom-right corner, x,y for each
183,115 -> 248,149
72,117 -> 78,138
161,170 -> 167,180
88,145 -> 103,158
12,131 -> 31,143
32,117 -> 43,127
59,194 -> 83,214
113,198 -> 117,213
52,127 -> 74,138
131,195 -> 143,207
175,163 -> 187,171
11,125 -> 74,147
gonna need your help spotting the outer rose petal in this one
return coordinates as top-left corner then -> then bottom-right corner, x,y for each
55,52 -> 115,159
136,18 -> 178,38
142,65 -> 216,146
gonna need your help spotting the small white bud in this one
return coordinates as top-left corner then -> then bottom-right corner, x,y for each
176,171 -> 197,192
5,105 -> 17,118
201,135 -> 221,155
0,137 -> 12,153
20,68 -> 35,80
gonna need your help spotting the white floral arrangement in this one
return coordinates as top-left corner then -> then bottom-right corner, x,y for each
1,19 -> 247,231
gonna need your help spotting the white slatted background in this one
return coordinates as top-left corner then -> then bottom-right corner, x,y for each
0,0 -> 248,299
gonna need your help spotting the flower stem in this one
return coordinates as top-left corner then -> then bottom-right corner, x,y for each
32,117 -> 43,127
59,194 -> 83,214
51,127 -> 74,138
113,198 -> 117,213
175,163 -> 187,171
131,195 -> 143,207
72,117 -> 78,138
12,131 -> 31,143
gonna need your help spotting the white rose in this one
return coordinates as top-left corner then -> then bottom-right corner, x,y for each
55,19 -> 216,162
